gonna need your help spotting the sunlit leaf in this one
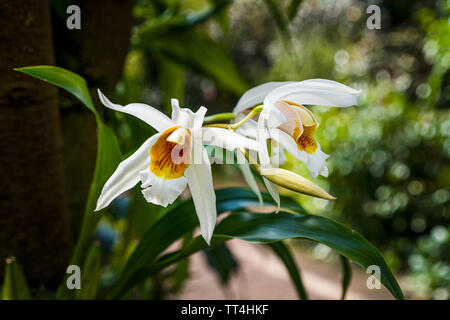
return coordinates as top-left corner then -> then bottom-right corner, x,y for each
109,188 -> 303,298
15,66 -> 97,116
1,257 -> 31,300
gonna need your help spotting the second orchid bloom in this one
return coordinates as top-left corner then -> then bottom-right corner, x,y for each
95,79 -> 360,244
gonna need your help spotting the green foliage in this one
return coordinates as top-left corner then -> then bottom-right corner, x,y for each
268,241 -> 307,300
136,207 -> 404,300
1,257 -> 30,300
15,66 -> 122,299
340,256 -> 352,300
265,1 -> 449,299
10,1 -> 420,301
204,243 -> 238,286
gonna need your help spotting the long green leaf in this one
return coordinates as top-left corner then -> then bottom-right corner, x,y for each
1,257 -> 31,300
263,0 -> 290,39
75,244 -> 102,299
287,0 -> 303,21
142,211 -> 404,300
268,241 -> 307,300
340,255 -> 352,300
15,66 -> 97,116
15,66 -> 122,299
157,57 -> 185,114
109,188 -> 303,298
204,242 -> 238,285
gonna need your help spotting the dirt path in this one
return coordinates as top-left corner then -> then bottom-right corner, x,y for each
177,239 -> 401,300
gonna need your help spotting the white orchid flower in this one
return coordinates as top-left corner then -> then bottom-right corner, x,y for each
233,79 -> 360,206
95,90 -> 258,244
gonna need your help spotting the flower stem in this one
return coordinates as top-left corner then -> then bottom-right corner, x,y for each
203,106 -> 263,129
230,105 -> 263,130
203,112 -> 235,123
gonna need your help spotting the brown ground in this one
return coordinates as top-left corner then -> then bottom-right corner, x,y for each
177,239 -> 400,300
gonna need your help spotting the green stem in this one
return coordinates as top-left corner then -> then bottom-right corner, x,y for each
230,105 -> 262,129
203,112 -> 235,123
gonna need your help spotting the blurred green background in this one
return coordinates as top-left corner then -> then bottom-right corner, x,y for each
2,0 -> 448,300
97,0 -> 449,299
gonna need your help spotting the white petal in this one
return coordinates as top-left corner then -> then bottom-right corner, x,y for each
98,89 -> 174,132
292,79 -> 361,95
140,169 -> 187,207
193,106 -> 207,129
185,145 -> 217,245
172,103 -> 207,130
200,127 -> 258,151
256,115 -> 273,168
236,150 -> 263,207
264,83 -> 359,109
95,134 -> 159,211
270,140 -> 287,167
235,119 -> 258,139
233,81 -> 295,115
263,177 -> 280,211
269,129 -> 308,163
303,143 -> 329,178
269,128 -> 329,178
171,98 -> 181,121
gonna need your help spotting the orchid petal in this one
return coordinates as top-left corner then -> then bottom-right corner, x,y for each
140,170 -> 187,207
269,128 -> 329,178
95,134 -> 159,211
263,176 -> 280,211
264,81 -> 360,109
233,81 -> 295,115
236,150 -> 263,207
185,140 -> 217,245
292,79 -> 361,95
98,90 -> 174,132
200,127 -> 258,151
172,100 -> 207,130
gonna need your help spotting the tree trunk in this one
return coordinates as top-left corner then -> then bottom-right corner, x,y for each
0,0 -> 72,287
52,0 -> 135,237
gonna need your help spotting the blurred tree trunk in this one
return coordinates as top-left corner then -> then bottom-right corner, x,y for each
0,0 -> 72,287
53,0 -> 135,237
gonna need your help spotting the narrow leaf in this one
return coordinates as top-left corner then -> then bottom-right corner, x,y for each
340,255 -> 352,300
109,188 -> 303,298
15,66 -> 122,299
144,211 -> 404,300
287,0 -> 303,21
1,257 -> 31,300
15,66 -> 97,116
204,242 -> 238,285
263,0 -> 290,39
75,244 -> 102,299
268,242 -> 307,300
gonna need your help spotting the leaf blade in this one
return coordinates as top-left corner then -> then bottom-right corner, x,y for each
268,241 -> 307,300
